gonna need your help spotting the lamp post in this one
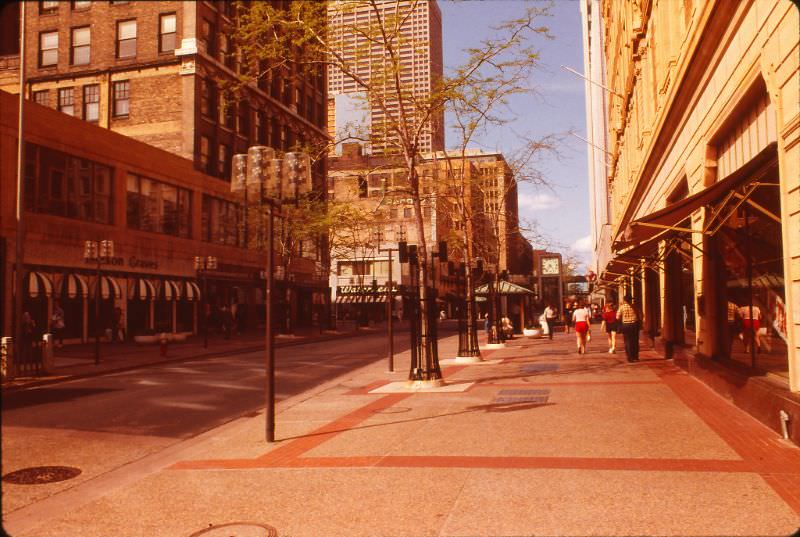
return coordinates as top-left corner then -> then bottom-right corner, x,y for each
84,239 -> 114,365
375,228 -> 400,372
232,147 -> 311,443
193,256 -> 217,348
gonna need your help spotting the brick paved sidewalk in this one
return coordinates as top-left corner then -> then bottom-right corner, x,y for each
4,330 -> 800,537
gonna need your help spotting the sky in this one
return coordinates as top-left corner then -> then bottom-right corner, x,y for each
438,0 -> 591,271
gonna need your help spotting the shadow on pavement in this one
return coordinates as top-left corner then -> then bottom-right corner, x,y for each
2,387 -> 121,411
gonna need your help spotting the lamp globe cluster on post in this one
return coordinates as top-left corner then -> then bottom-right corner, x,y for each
84,239 -> 114,365
230,146 -> 312,443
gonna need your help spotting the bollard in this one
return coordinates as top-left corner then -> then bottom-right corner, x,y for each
1,336 -> 13,381
42,333 -> 55,374
159,333 -> 168,357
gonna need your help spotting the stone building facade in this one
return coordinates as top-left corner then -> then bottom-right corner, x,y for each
591,0 -> 799,441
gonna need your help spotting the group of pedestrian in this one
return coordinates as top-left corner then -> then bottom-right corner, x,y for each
727,299 -> 764,354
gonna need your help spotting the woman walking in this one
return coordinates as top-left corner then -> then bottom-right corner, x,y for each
572,302 -> 591,354
601,303 -> 618,353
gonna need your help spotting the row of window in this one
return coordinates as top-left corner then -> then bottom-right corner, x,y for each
40,1 -> 131,15
38,14 -> 176,68
23,142 -> 244,247
33,81 -> 130,121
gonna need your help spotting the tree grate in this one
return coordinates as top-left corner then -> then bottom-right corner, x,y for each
2,466 -> 81,485
492,388 -> 550,405
521,363 -> 560,373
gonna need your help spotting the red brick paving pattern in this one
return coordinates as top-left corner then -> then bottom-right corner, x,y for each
170,345 -> 800,515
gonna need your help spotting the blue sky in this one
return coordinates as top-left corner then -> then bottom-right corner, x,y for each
439,0 -> 591,270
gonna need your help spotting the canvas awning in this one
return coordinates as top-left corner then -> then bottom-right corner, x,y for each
128,278 -> 156,300
184,281 -> 201,301
93,275 -> 122,299
25,271 -> 54,298
615,142 -> 777,250
59,273 -> 88,298
474,281 -> 534,295
160,280 -> 182,301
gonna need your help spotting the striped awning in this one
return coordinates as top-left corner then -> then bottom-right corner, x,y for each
184,281 -> 201,301
160,280 -> 182,301
60,273 -> 89,298
93,276 -> 122,299
25,271 -> 54,298
335,295 -> 387,304
128,278 -> 156,300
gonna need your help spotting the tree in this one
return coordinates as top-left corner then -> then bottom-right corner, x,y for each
230,0 -> 553,382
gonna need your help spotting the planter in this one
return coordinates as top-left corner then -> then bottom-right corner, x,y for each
523,328 -> 543,339
133,335 -> 159,344
171,333 -> 188,342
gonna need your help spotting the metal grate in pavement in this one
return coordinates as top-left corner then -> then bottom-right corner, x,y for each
492,388 -> 550,405
521,363 -> 560,373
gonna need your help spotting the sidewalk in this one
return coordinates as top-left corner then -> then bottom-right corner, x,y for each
1,324 -> 370,391
4,330 -> 800,536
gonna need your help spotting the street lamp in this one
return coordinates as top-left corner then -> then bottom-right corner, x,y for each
232,146 -> 311,443
374,227 -> 398,372
84,239 -> 114,365
193,255 -> 217,348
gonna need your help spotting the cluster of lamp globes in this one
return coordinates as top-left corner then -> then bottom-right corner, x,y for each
231,147 -> 312,203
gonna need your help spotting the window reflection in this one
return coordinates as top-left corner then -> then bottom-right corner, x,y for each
126,173 -> 191,237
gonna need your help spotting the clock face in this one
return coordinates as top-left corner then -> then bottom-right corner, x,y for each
541,257 -> 560,275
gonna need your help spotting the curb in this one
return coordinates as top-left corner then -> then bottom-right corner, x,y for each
1,329 -> 371,392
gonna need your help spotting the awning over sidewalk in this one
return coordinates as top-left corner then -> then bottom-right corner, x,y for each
128,278 -> 155,300
94,276 -> 122,299
615,142 -> 777,250
159,280 -> 182,301
184,281 -> 201,301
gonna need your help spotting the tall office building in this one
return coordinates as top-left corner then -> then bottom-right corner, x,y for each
327,0 -> 444,155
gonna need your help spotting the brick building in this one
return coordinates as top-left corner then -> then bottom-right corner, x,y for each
0,0 -> 327,185
0,90 -> 329,348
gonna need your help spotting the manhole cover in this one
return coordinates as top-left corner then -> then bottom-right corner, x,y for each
189,522 -> 278,537
492,388 -> 551,405
2,466 -> 81,485
521,363 -> 560,373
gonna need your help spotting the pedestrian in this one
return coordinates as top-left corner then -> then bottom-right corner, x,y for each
50,300 -> 65,348
112,306 -> 125,343
235,302 -> 246,335
21,311 -> 37,363
616,294 -> 640,362
601,303 -> 618,353
726,299 -> 740,356
483,312 -> 490,333
564,301 -> 573,334
501,315 -> 514,339
543,303 -> 556,340
221,305 -> 234,339
572,302 -> 591,354
739,302 -> 762,354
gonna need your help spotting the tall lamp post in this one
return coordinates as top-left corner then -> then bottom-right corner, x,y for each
376,228 -> 400,372
231,147 -> 311,443
193,256 -> 217,348
84,240 -> 115,365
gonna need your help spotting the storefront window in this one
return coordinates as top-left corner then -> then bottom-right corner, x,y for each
24,144 -> 112,224
126,174 -> 192,237
714,163 -> 786,378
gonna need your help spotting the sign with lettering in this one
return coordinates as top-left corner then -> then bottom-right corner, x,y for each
338,285 -> 398,295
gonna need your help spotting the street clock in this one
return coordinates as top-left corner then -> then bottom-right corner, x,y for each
541,256 -> 560,276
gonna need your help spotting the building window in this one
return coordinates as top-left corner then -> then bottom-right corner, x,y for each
199,136 -> 210,174
40,1 -> 59,14
33,90 -> 49,107
201,195 -> 241,246
403,207 -> 412,218
237,102 -> 248,135
255,112 -> 266,144
72,1 -> 91,10
24,143 -> 113,224
218,143 -> 228,179
39,31 -> 58,67
83,85 -> 99,122
200,78 -> 212,117
71,26 -> 91,65
116,20 -> 137,58
110,1 -> 129,4
112,80 -> 130,117
159,13 -> 176,53
126,174 -> 192,237
358,175 -> 367,198
58,88 -> 74,116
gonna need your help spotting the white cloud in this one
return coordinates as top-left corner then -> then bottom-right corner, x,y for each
518,192 -> 562,211
570,234 -> 592,253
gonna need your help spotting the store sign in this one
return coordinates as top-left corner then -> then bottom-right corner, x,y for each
83,256 -> 158,269
338,285 -> 398,295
